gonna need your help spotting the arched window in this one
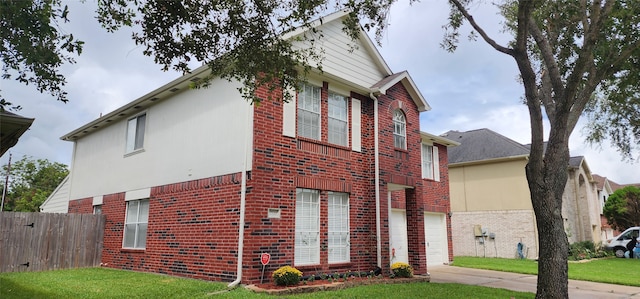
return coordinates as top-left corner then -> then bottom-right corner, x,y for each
393,109 -> 406,149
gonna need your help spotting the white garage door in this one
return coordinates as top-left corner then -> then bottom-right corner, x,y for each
390,209 -> 408,264
424,212 -> 448,266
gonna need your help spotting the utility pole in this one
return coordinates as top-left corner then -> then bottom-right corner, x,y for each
1,152 -> 12,212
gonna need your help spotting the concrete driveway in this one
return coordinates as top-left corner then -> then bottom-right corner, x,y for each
427,265 -> 640,299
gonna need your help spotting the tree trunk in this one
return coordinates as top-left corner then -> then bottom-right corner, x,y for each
526,133 -> 570,299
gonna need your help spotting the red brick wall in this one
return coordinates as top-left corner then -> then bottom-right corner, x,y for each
69,174 -> 245,282
66,79 -> 452,284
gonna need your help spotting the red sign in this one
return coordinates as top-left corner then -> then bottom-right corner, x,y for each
260,253 -> 271,265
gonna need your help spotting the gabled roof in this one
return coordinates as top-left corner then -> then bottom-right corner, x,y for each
420,131 -> 459,147
443,128 -> 530,165
62,10 -> 430,141
371,71 -> 430,112
1,108 -> 35,156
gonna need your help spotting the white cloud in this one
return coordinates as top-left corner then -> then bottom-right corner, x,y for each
1,0 -> 638,186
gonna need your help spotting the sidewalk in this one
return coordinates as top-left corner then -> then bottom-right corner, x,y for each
427,265 -> 640,299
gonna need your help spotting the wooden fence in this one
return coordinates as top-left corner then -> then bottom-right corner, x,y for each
0,212 -> 105,273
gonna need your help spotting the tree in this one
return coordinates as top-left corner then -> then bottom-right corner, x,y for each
1,156 -> 69,212
3,1 -> 639,296
0,0 -> 84,109
443,1 -> 640,297
603,186 -> 640,231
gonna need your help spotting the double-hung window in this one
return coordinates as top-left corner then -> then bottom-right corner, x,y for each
297,84 -> 321,140
328,93 -> 348,146
422,144 -> 434,179
295,189 -> 320,265
123,199 -> 149,249
328,192 -> 350,263
393,110 -> 406,149
421,144 -> 440,181
126,113 -> 146,153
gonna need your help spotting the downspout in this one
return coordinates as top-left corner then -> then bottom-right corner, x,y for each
370,92 -> 382,268
228,104 -> 252,288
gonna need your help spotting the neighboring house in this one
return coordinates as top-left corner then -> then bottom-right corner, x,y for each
40,175 -> 71,213
46,11 -> 457,284
444,128 -> 602,259
593,174 -> 616,241
594,175 -> 640,242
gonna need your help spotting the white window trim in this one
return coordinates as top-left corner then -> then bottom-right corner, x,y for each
328,92 -> 349,147
125,112 -> 147,155
123,199 -> 149,249
393,110 -> 406,150
328,192 -> 350,263
421,143 -> 440,181
297,83 -> 321,140
295,189 -> 320,266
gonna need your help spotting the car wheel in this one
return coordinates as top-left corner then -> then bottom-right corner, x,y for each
615,247 -> 626,258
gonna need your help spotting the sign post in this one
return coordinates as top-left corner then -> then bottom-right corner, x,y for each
260,252 -> 270,284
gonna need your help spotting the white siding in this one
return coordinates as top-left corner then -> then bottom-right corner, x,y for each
68,79 -> 252,200
40,175 -> 70,213
292,19 -> 387,89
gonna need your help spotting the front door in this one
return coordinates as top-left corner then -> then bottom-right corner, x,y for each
390,209 -> 409,264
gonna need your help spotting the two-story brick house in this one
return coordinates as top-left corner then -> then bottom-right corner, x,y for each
47,11 -> 457,284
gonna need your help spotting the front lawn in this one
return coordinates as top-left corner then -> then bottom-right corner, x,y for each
0,267 -> 534,299
453,256 -> 640,286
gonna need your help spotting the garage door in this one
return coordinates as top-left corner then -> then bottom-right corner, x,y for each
424,212 -> 448,266
390,209 -> 408,264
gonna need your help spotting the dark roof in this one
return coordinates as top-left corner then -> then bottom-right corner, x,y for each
569,156 -> 584,169
442,129 -> 530,164
1,108 -> 35,157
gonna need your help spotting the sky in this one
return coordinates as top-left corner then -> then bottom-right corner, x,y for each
2,1 -> 638,184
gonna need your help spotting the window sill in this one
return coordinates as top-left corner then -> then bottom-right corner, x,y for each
328,262 -> 352,269
120,248 -> 146,253
296,138 -> 351,159
124,148 -> 145,158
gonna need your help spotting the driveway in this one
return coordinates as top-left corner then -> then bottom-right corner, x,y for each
427,265 -> 640,299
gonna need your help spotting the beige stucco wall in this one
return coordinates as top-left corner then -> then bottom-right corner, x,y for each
451,210 -> 538,259
450,158 -> 532,212
562,168 -> 602,244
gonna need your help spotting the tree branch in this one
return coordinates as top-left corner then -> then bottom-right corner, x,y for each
448,0 -> 514,56
528,16 -> 564,102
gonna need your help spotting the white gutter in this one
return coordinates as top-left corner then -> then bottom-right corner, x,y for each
370,92 -> 382,268
228,105 -> 252,288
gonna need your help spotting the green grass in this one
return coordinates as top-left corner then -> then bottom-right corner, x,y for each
0,267 -> 534,299
453,256 -> 640,286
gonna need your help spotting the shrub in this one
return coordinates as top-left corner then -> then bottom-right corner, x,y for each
391,262 -> 414,278
272,266 -> 302,286
568,241 -> 611,261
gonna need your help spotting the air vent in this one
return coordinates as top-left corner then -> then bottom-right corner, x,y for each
170,88 -> 180,92
134,105 -> 141,109
190,77 -> 201,82
149,97 -> 160,101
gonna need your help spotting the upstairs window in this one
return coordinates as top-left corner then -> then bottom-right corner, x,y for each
328,93 -> 348,146
393,110 -> 406,149
126,113 -> 146,153
422,144 -> 440,181
422,144 -> 434,179
123,199 -> 149,249
297,83 -> 321,140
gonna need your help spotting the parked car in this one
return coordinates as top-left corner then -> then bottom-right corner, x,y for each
606,227 -> 640,258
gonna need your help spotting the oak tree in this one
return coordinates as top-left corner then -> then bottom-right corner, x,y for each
603,186 -> 640,231
0,0 -> 83,108
444,1 -> 640,297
